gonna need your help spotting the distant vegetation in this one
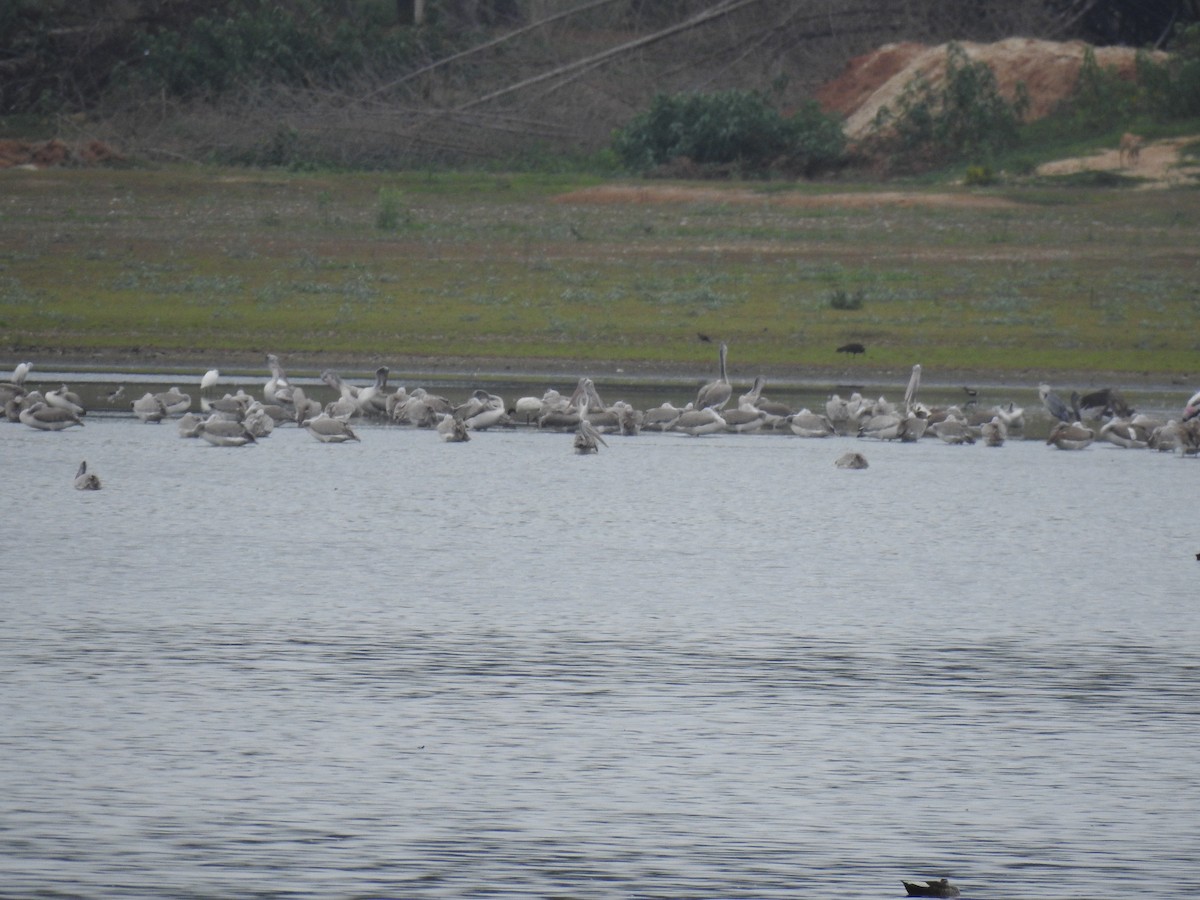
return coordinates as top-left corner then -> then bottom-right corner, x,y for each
3,0 -> 1197,172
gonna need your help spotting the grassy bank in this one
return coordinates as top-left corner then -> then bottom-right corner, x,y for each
2,165 -> 1198,383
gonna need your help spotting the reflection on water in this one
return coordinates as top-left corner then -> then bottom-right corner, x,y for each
3,415 -> 1198,899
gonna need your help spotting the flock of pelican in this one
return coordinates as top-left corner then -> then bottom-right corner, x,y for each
6,344 -> 1200,474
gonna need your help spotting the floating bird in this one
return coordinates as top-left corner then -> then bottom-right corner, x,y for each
836,342 -> 865,355
436,414 -> 470,442
696,341 -> 732,410
73,460 -> 101,490
304,412 -> 360,443
46,384 -> 86,417
834,451 -> 868,469
573,404 -> 608,454
132,392 -> 169,423
980,416 -> 1007,447
196,417 -> 256,447
902,878 -> 960,898
19,400 -> 84,431
1047,421 -> 1095,450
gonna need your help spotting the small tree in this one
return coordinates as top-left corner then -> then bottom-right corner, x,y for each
869,43 -> 1027,170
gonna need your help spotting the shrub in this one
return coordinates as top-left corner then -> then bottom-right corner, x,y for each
869,43 -> 1027,170
612,90 -> 844,177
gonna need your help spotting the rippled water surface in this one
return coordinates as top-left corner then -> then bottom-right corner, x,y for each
3,415 -> 1199,899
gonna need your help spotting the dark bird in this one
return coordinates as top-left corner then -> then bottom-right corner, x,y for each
1077,387 -> 1132,420
836,342 -> 866,355
902,877 -> 960,898
697,332 -> 712,343
962,386 -> 978,399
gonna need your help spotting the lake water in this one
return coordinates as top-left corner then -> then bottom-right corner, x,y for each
3,409 -> 1199,899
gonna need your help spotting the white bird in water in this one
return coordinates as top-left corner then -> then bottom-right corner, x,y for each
834,451 -> 869,469
573,403 -> 608,454
436,414 -> 470,442
74,460 -> 101,490
696,341 -> 732,410
1046,421 -> 1094,450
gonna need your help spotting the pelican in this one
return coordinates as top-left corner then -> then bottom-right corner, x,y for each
241,403 -> 276,438
436,413 -> 470,442
304,412 -> 360,443
825,394 -> 853,434
573,403 -> 608,454
641,402 -> 686,432
931,416 -> 975,445
569,377 -> 605,413
264,354 -> 295,406
177,412 -> 204,438
1099,416 -> 1150,449
722,406 -> 767,434
1047,421 -> 1094,450
1039,384 -> 1076,423
788,408 -> 835,438
1148,419 -> 1182,452
980,416 -> 1007,447
154,387 -> 192,416
458,389 -> 509,430
902,878 -> 960,898
196,416 -> 256,447
696,341 -> 732,410
20,400 -> 84,431
834,451 -> 869,469
290,387 -> 323,425
672,407 -> 726,436
737,375 -> 766,408
1183,388 -> 1200,422
355,366 -> 391,417
46,384 -> 86,417
74,460 -> 101,490
991,401 -> 1025,430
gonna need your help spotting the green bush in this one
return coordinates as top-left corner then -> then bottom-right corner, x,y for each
1140,24 -> 1200,119
612,90 -> 845,176
869,43 -> 1027,170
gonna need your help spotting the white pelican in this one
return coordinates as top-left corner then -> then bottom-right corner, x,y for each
304,412 -> 360,443
74,460 -> 101,490
46,385 -> 86,417
696,341 -> 732,410
1183,388 -> 1200,422
19,400 -> 84,431
197,416 -> 256,447
1046,421 -> 1094,450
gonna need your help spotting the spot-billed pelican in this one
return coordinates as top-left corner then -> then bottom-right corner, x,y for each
46,385 -> 86,417
436,414 -> 470,442
696,341 -> 732,410
835,451 -> 869,469
573,403 -> 608,454
1046,421 -> 1094,450
20,400 -> 84,431
788,409 -> 834,438
154,387 -> 192,416
980,416 -> 1007,447
264,354 -> 295,406
672,406 -> 726,436
197,416 -> 256,447
74,460 -> 101,490
304,412 -> 360,443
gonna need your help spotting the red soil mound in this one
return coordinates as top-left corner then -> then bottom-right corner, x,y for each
815,38 -> 1160,139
